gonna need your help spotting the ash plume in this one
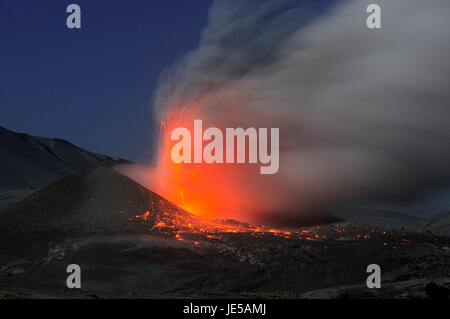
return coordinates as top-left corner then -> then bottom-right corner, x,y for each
136,0 -> 450,221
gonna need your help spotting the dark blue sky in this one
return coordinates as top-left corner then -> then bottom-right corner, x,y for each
0,0 -> 213,160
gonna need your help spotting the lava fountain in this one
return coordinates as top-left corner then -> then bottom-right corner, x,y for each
141,103 -> 278,223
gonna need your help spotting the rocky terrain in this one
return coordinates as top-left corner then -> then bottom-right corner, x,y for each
328,206 -> 450,236
0,168 -> 449,299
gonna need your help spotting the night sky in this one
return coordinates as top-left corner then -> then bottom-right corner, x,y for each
0,0 -> 448,215
0,0 -> 213,160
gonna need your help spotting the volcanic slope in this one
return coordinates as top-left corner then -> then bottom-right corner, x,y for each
0,126 -> 128,192
423,211 -> 450,236
0,167 -> 200,234
1,168 -> 449,299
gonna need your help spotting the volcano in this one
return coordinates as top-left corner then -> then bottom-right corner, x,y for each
0,167 -> 449,299
0,167 -> 284,237
0,167 -> 202,234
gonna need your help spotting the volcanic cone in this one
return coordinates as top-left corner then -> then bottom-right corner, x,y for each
0,167 -> 197,234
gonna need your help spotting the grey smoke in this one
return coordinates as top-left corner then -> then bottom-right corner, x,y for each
150,0 -> 450,218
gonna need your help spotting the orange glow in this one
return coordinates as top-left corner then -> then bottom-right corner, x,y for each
128,202 -> 382,248
145,104 -> 268,222
132,204 -> 312,243
135,211 -> 150,220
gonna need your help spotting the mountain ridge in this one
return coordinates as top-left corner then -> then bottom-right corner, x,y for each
0,125 -> 129,192
328,206 -> 450,235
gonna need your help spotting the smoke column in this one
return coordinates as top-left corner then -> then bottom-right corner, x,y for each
122,0 -> 450,224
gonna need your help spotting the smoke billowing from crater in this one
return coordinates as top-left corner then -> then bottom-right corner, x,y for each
125,0 -> 450,223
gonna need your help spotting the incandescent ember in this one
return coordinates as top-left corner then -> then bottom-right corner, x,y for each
130,205 -> 385,247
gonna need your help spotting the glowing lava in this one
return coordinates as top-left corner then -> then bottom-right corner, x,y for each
145,106 -> 267,222
130,208 -> 384,247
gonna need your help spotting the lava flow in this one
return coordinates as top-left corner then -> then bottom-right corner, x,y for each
128,105 -> 386,245
132,206 -> 291,240
129,205 -> 396,249
126,183 -> 406,248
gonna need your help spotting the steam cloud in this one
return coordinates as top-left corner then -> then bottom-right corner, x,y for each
139,0 -> 450,220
